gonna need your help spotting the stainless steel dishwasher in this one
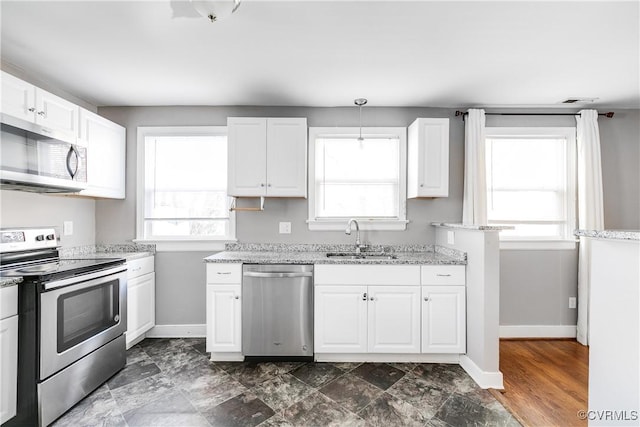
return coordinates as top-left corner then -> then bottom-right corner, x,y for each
242,264 -> 313,358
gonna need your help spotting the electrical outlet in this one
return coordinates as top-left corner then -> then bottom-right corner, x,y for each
279,222 -> 291,234
569,297 -> 577,309
447,231 -> 455,245
63,221 -> 73,236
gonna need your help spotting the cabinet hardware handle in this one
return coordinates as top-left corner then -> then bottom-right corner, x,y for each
217,272 -> 232,275
436,274 -> 451,277
37,110 -> 46,117
267,183 -> 272,187
234,296 -> 240,300
420,184 -> 424,187
424,297 -> 430,301
362,292 -> 367,301
28,107 -> 36,112
132,267 -> 141,272
370,297 -> 375,301
260,183 -> 265,187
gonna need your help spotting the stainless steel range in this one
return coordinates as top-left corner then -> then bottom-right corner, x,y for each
0,228 -> 127,427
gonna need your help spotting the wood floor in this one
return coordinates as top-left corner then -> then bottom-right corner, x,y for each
490,339 -> 589,427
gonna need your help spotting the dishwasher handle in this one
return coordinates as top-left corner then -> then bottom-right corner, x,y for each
243,271 -> 313,278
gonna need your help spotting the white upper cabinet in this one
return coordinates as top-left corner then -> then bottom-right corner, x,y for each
78,109 -> 126,199
227,117 -> 307,197
1,71 -> 78,136
407,118 -> 450,198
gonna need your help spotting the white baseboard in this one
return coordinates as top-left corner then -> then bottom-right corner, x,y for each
314,353 -> 460,364
459,355 -> 504,389
499,325 -> 577,338
146,324 -> 206,338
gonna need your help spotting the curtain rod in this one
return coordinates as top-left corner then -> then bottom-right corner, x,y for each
455,111 -> 614,119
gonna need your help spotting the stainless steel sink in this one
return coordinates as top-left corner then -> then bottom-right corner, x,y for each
326,252 -> 398,260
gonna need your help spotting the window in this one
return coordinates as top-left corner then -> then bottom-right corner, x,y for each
308,127 -> 407,230
136,126 -> 235,249
485,127 -> 576,248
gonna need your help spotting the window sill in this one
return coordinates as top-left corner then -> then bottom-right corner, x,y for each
499,240 -> 578,250
307,219 -> 409,231
133,238 -> 237,252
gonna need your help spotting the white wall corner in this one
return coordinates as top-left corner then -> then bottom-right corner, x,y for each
499,325 -> 577,339
145,324 -> 206,338
459,355 -> 504,390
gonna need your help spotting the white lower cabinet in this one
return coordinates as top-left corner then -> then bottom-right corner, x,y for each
0,286 -> 18,424
369,286 -> 421,353
421,286 -> 466,353
206,263 -> 242,356
126,256 -> 155,349
315,264 -> 466,357
206,284 -> 242,352
314,285 -> 368,353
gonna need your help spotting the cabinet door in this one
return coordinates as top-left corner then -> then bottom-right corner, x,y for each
126,272 -> 156,348
421,286 -> 466,353
0,316 -> 18,424
408,118 -> 449,198
78,109 -> 126,199
206,284 -> 242,352
35,88 -> 78,135
266,118 -> 307,197
315,285 -> 367,353
1,71 -> 36,122
227,117 -> 267,196
368,286 -> 421,353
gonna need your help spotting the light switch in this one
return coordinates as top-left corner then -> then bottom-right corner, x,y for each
279,222 -> 291,234
63,221 -> 73,236
447,231 -> 455,245
569,297 -> 577,309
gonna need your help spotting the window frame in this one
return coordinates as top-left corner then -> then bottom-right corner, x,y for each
485,126 -> 577,250
135,126 -> 236,251
307,127 -> 408,231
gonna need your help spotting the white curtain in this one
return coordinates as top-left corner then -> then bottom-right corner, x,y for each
462,109 -> 488,225
576,109 -> 605,346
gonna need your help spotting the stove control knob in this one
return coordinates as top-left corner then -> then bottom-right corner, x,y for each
35,235 -> 45,241
46,234 -> 56,241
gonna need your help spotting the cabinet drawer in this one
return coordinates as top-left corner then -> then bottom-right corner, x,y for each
127,256 -> 154,279
421,265 -> 465,285
315,265 -> 420,286
207,263 -> 242,284
0,285 -> 18,320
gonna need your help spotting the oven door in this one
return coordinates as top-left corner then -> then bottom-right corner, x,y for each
39,266 -> 127,380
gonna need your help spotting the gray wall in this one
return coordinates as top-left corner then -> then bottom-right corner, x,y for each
0,190 -> 96,247
95,106 -> 640,327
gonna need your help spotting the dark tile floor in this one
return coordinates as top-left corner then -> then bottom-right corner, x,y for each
52,338 -> 520,427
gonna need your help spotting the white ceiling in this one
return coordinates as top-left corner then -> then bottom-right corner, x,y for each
1,1 -> 638,108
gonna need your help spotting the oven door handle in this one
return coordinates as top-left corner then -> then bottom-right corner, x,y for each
43,265 -> 127,291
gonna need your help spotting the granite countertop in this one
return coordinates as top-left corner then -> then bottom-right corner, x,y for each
204,243 -> 466,265
575,229 -> 640,241
0,277 -> 23,288
62,251 -> 155,262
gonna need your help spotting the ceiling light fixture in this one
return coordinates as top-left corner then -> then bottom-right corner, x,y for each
354,98 -> 367,141
190,0 -> 241,23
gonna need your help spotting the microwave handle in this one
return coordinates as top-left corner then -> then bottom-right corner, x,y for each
66,145 -> 80,179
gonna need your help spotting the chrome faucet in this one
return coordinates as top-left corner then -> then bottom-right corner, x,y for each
345,219 -> 365,253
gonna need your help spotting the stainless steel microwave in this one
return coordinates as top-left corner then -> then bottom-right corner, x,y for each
0,115 -> 87,193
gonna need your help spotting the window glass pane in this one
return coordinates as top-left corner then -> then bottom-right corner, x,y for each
146,220 -> 229,237
489,190 -> 564,221
315,137 -> 399,218
486,131 -> 573,241
496,223 -> 563,239
143,132 -> 231,239
488,138 -> 564,189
